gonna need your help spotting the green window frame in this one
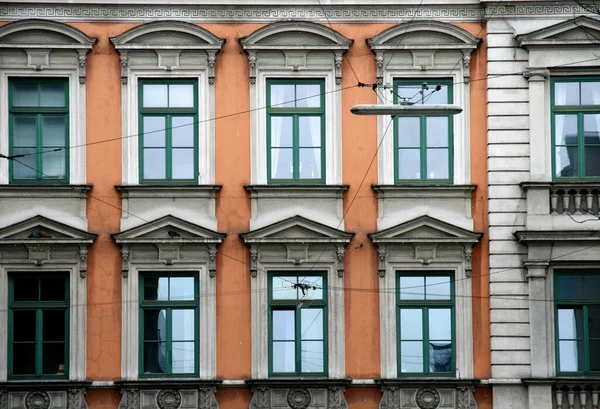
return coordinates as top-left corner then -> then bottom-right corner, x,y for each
139,273 -> 199,377
8,273 -> 69,379
393,79 -> 453,183
551,77 -> 600,180
9,78 -> 69,183
266,79 -> 326,183
396,272 -> 455,376
554,270 -> 600,375
268,273 -> 328,376
139,79 -> 198,183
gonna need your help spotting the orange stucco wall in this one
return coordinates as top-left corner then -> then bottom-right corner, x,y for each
11,18 -> 490,409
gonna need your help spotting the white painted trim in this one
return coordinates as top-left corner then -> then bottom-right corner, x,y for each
0,264 -> 86,381
122,70 -> 214,185
251,70 -> 342,185
0,69 -> 86,184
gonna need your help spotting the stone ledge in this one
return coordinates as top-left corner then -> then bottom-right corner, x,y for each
0,381 -> 91,390
375,378 -> 480,387
245,185 -> 348,199
115,380 -> 222,388
0,185 -> 92,198
245,379 -> 351,388
115,185 -> 221,198
372,184 -> 476,199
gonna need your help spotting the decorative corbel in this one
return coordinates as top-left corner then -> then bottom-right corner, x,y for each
77,51 -> 87,84
379,386 -> 400,409
0,389 -> 6,409
463,246 -> 473,278
456,386 -> 476,409
250,245 -> 258,278
208,245 -> 217,278
377,246 -> 387,277
198,387 -> 218,409
523,68 -> 549,82
67,388 -> 88,409
121,247 -> 130,278
208,51 -> 217,85
249,387 -> 269,409
248,52 -> 257,84
117,388 -> 139,409
375,52 -> 384,85
334,52 -> 343,85
463,53 -> 471,84
119,53 -> 129,85
336,245 -> 345,278
78,246 -> 88,279
327,387 -> 348,409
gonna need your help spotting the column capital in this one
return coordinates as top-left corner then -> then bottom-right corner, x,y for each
524,260 -> 549,278
523,68 -> 550,82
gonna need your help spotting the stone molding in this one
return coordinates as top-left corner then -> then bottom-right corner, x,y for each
0,185 -> 92,199
117,381 -> 220,409
246,380 -> 349,409
522,68 -> 549,82
0,382 -> 90,409
377,380 -> 478,409
516,16 -> 600,48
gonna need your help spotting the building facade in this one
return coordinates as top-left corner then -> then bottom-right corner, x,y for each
0,1 -> 597,409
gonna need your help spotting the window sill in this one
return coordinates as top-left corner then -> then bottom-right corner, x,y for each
116,379 -> 222,388
0,380 -> 90,389
115,184 -> 222,198
245,378 -> 351,388
245,184 -> 348,198
0,184 -> 92,198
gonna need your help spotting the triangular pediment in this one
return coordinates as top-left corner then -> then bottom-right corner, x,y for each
0,19 -> 95,49
517,17 -> 600,47
369,216 -> 481,244
110,21 -> 224,50
240,215 -> 353,244
240,21 -> 352,50
0,215 -> 96,243
112,215 -> 225,244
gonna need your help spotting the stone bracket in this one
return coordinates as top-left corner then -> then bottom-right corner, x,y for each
379,383 -> 477,409
118,386 -> 218,409
248,385 -> 348,409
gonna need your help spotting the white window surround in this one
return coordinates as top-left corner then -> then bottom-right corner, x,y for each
110,21 -> 224,185
367,21 -> 480,185
0,215 -> 96,382
0,19 -> 94,185
239,21 -> 352,185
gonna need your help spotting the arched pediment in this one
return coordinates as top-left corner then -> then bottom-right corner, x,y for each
239,21 -> 352,50
0,19 -> 95,48
516,16 -> 600,48
110,21 -> 224,50
367,21 -> 480,51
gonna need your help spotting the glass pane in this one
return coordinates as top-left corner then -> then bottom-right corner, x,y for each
172,309 -> 195,341
13,83 -> 38,107
426,276 -> 451,300
301,309 -> 323,339
588,307 -> 600,338
40,277 -> 66,301
271,276 -> 298,300
297,276 -> 323,300
556,274 -> 583,299
270,84 -> 295,108
143,117 -> 166,147
172,117 -> 195,147
559,340 -> 583,372
558,309 -> 583,339
397,117 -> 420,147
584,114 -> 600,144
583,275 -> 600,298
270,117 -> 293,147
399,308 -> 423,340
424,84 -> 449,105
301,340 -> 324,372
12,343 -> 36,375
426,117 -> 449,147
555,115 -> 578,146
585,146 -> 600,177
42,150 -> 66,179
581,82 -> 600,105
13,116 -> 37,147
589,340 -> 600,371
429,341 -> 452,372
299,148 -> 321,179
144,149 -> 166,179
272,341 -> 295,372
397,85 -> 422,103
40,83 -> 66,107
169,277 -> 195,301
12,148 -> 38,179
143,342 -> 167,374
169,84 -> 194,108
13,310 -> 36,341
143,84 -> 168,108
400,341 -> 423,373
43,310 -> 65,341
143,310 -> 167,341
42,116 -> 66,147
398,149 -> 420,179
555,82 -> 580,106
13,277 -> 39,301
399,276 -> 424,300
296,84 -> 321,108
272,310 -> 295,341
271,148 -> 293,179
429,309 -> 451,340
299,117 -> 321,147
144,277 -> 169,301
172,149 -> 194,179
172,341 -> 195,373
426,149 -> 449,179
42,343 -> 65,374
555,146 -> 577,178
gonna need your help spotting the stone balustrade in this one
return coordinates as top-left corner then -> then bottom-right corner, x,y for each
550,184 -> 600,215
554,382 -> 600,409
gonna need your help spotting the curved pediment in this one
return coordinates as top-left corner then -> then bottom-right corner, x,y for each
516,16 -> 600,48
240,215 -> 353,244
110,21 -> 224,50
239,21 -> 352,50
368,21 -> 480,51
0,19 -> 95,49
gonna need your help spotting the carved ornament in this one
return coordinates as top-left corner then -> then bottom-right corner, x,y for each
249,387 -> 269,409
25,392 -> 51,409
286,389 -> 311,409
209,245 -> 218,278
121,246 -> 130,278
156,390 -> 182,409
327,387 -> 347,409
415,387 -> 440,409
250,245 -> 258,278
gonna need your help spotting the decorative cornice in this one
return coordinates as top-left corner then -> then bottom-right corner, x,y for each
484,3 -> 595,19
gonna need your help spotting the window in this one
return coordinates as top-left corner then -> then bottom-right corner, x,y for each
397,272 -> 454,375
269,274 -> 327,376
9,79 -> 69,183
139,80 -> 198,183
394,80 -> 453,183
8,274 -> 69,379
555,271 -> 600,374
266,80 -> 325,183
140,273 -> 198,376
552,78 -> 600,179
